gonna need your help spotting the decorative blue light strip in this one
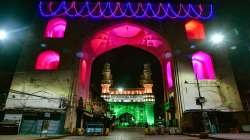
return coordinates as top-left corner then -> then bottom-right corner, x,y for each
39,1 -> 213,20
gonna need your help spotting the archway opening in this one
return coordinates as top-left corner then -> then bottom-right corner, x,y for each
76,22 -> 174,128
117,113 -> 135,128
90,46 -> 164,127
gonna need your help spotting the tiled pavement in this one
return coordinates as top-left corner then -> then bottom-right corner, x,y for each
0,135 -> 65,140
209,133 -> 250,140
0,135 -> 43,140
185,133 -> 250,140
1,129 -> 249,140
53,128 -> 212,140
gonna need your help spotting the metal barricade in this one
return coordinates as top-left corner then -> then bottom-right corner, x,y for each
85,122 -> 104,136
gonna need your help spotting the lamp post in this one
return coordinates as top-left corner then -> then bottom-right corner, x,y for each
184,74 -> 209,138
195,74 -> 209,138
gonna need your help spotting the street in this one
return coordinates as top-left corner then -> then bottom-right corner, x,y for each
1,129 -> 250,140
52,128 -> 212,140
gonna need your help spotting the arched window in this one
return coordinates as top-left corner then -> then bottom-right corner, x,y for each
35,50 -> 60,70
166,61 -> 173,88
44,18 -> 67,38
192,51 -> 215,80
80,60 -> 87,84
185,20 -> 205,41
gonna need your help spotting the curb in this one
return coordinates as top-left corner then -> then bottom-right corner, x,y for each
207,136 -> 233,140
183,133 -> 234,140
208,137 -> 233,140
33,135 -> 68,140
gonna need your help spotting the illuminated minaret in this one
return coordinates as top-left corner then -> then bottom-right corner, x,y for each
140,64 -> 155,125
101,63 -> 112,101
140,64 -> 154,95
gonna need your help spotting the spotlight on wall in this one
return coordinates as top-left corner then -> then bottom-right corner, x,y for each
0,30 -> 7,40
164,52 -> 172,59
76,52 -> 84,59
190,44 -> 196,49
118,88 -> 123,92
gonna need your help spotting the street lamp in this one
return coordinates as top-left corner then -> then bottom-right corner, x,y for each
0,30 -> 7,40
210,32 -> 225,45
0,26 -> 30,42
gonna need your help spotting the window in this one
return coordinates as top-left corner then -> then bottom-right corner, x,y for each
185,20 -> 205,41
44,18 -> 67,38
166,61 -> 173,88
35,50 -> 60,70
192,51 -> 215,80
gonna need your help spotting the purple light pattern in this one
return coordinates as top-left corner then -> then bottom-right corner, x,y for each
39,1 -> 213,20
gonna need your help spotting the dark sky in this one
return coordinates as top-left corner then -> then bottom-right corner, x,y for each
0,1 -> 39,93
0,0 -> 40,71
91,46 -> 163,89
212,1 -> 250,100
0,0 -> 250,103
90,46 -> 164,97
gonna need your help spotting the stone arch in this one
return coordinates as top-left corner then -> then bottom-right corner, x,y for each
78,22 -> 173,100
114,104 -> 144,125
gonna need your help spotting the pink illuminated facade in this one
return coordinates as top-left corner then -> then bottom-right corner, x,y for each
44,18 -> 67,38
192,51 -> 216,80
35,50 -> 60,70
6,1 -> 245,133
79,23 -> 172,100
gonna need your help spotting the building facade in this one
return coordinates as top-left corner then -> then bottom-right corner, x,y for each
3,0 -> 243,134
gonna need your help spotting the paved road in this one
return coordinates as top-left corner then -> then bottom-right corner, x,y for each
53,128 -> 212,140
0,135 -> 39,140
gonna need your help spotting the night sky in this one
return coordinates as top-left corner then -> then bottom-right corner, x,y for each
0,0 -> 250,109
91,46 -> 163,89
0,1 -> 37,92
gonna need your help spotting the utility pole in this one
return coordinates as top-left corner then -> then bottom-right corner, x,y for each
184,74 -> 209,138
194,74 -> 209,138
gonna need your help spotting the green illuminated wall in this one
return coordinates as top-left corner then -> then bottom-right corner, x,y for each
144,102 -> 154,125
108,102 -> 154,126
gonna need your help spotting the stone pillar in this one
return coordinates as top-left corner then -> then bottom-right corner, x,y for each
144,102 -> 155,125
64,95 -> 77,133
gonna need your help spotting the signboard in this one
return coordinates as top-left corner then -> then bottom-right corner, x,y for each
4,114 -> 22,123
44,112 -> 50,118
4,114 -> 23,134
